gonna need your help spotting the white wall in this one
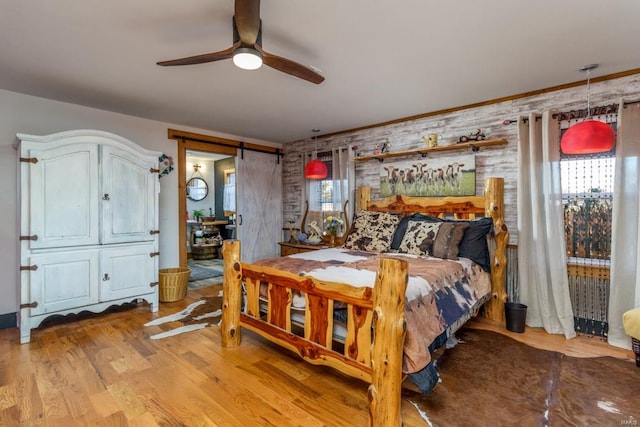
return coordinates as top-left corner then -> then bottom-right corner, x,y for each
0,89 -> 278,317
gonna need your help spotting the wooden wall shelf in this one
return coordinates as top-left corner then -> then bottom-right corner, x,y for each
354,138 -> 508,162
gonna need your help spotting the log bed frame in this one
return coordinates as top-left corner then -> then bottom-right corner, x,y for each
220,177 -> 509,426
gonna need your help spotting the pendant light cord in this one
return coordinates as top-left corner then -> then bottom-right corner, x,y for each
580,63 -> 598,120
586,68 -> 592,119
312,128 -> 320,159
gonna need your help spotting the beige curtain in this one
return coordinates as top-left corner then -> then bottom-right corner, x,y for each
608,100 -> 640,349
517,111 -> 576,338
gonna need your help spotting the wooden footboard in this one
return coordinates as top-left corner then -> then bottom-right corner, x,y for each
220,240 -> 408,427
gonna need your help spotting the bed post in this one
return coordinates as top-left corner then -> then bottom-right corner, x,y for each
221,240 -> 242,347
368,257 -> 408,427
483,177 -> 509,324
358,185 -> 371,210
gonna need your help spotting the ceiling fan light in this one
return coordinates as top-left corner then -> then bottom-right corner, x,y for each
233,48 -> 263,70
560,120 -> 616,155
305,160 -> 328,179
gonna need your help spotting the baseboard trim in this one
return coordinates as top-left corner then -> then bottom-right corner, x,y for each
0,312 -> 17,330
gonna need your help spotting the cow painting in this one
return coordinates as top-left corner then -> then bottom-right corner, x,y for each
380,154 -> 475,197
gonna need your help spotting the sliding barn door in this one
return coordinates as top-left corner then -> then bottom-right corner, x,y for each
236,150 -> 282,263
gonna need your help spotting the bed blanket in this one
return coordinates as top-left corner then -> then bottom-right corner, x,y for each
253,248 -> 490,373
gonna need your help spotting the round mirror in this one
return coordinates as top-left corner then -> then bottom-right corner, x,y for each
187,177 -> 208,201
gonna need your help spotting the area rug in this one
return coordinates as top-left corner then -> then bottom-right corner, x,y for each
144,287 -> 223,339
188,261 -> 224,282
405,328 -> 639,426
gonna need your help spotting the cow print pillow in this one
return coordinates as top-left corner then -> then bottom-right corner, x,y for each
397,221 -> 442,256
343,210 -> 399,252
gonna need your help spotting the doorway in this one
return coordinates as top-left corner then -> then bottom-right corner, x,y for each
177,139 -> 236,267
172,129 -> 284,266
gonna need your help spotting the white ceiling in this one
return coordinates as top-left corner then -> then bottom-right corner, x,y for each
1,1 -> 638,144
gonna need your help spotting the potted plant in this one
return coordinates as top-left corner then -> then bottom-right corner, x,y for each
324,215 -> 344,247
192,209 -> 205,222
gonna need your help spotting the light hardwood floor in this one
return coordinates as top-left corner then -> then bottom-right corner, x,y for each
0,284 -> 635,426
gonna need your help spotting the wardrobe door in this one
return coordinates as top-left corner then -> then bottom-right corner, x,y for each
101,146 -> 157,244
99,245 -> 156,301
28,251 -> 100,315
28,144 -> 100,249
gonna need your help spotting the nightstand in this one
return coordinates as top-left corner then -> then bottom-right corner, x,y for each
279,242 -> 328,256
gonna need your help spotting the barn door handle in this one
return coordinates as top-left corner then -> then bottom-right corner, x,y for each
103,194 -> 110,201
238,214 -> 243,226
103,273 -> 110,281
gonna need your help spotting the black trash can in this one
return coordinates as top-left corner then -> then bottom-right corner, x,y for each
505,302 -> 527,333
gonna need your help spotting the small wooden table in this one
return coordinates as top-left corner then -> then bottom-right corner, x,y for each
279,241 -> 328,256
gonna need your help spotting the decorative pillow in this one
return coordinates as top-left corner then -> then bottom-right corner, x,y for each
390,213 -> 494,271
457,217 -> 493,272
431,222 -> 469,260
391,213 -> 439,250
397,221 -> 442,256
343,210 -> 399,252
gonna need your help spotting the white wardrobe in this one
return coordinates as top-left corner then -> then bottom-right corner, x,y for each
18,130 -> 161,343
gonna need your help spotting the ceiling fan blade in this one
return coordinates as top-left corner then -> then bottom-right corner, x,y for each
260,48 -> 325,84
157,44 -> 237,66
234,0 -> 261,46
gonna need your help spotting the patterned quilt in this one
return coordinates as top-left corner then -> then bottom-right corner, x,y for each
253,248 -> 491,373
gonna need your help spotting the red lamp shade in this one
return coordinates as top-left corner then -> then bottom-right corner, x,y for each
305,159 -> 328,179
560,120 -> 615,155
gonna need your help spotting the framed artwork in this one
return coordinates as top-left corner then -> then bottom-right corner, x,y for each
379,154 -> 476,197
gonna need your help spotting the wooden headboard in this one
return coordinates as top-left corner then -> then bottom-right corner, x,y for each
356,177 -> 509,324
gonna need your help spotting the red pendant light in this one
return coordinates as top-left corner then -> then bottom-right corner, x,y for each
305,159 -> 328,179
305,128 -> 328,179
560,64 -> 616,155
560,120 -> 615,154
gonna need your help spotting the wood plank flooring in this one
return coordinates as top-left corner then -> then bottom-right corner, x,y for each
0,284 -> 635,426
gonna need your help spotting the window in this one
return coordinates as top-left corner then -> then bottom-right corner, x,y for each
558,107 -> 617,338
311,151 -> 338,212
561,155 -> 614,262
559,107 -> 617,264
304,147 -> 353,232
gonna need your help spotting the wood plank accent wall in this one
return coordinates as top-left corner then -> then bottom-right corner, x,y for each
282,72 -> 640,245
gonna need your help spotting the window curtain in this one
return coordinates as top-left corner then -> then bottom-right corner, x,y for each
330,147 -> 352,218
302,147 -> 354,223
303,151 -> 322,211
608,99 -> 640,349
517,111 -> 576,338
223,184 -> 235,214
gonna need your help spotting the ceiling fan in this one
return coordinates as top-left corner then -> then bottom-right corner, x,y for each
156,0 -> 324,84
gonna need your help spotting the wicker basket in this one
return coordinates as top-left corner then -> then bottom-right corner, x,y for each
158,267 -> 191,302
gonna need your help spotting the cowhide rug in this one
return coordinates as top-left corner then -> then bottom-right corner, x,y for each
144,288 -> 223,339
405,328 -> 639,426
